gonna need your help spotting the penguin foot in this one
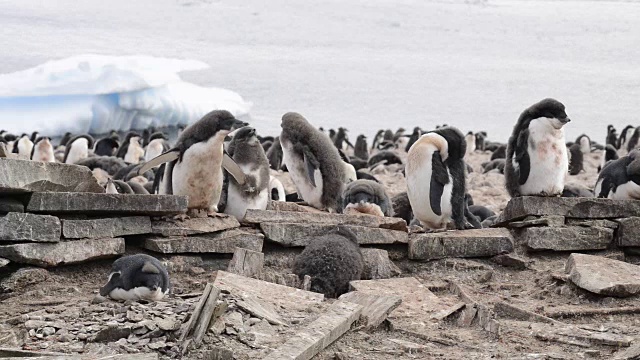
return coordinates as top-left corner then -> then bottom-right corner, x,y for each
173,214 -> 190,221
207,210 -> 225,218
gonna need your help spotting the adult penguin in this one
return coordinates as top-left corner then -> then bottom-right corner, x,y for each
354,135 -> 369,160
594,149 -> 640,199
63,134 -> 94,164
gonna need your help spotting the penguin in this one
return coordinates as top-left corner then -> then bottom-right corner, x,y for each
30,131 -> 40,143
94,137 -> 120,157
393,128 -> 408,150
354,135 -> 369,160
137,110 -> 246,214
405,127 -> 422,153
568,143 -> 584,175
266,136 -> 284,171
333,127 -> 353,151
115,132 -> 141,159
468,205 -> 496,222
575,134 -> 591,154
606,125 -> 618,148
618,125 -> 635,151
337,150 -> 357,183
261,140 -> 273,153
105,178 -> 136,194
475,131 -> 487,152
144,135 -> 169,163
141,126 -> 157,147
223,127 -> 270,221
598,144 -> 619,173
627,128 -> 640,153
99,254 -> 170,302
562,184 -> 594,198
377,141 -> 396,151
383,129 -> 394,142
124,136 -> 145,164
594,149 -> 640,200
279,112 -> 345,213
342,179 -> 393,217
464,131 -> 476,155
292,227 -> 363,298
63,134 -> 95,164
14,135 -> 33,158
367,151 -> 403,168
482,159 -> 505,174
505,98 -> 571,198
76,156 -> 128,177
105,178 -> 119,194
490,144 -> 507,160
269,176 -> 286,201
58,132 -> 72,148
406,126 -> 477,230
30,137 -> 55,162
350,157 -> 368,171
391,191 -> 413,224
370,130 -> 385,151
355,171 -> 380,183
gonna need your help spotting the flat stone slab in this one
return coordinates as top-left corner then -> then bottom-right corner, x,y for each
408,229 -> 514,260
566,253 -> 640,297
0,238 -> 124,267
350,277 -> 454,334
496,196 -> 640,224
0,158 -> 104,194
263,300 -> 363,360
360,248 -> 401,280
144,229 -> 263,254
62,216 -> 152,239
615,217 -> 640,247
0,197 -> 24,213
520,226 -> 613,251
260,223 -> 407,247
0,213 -> 61,243
245,209 -> 407,231
27,192 -> 187,216
151,215 -> 239,237
507,216 -> 565,228
339,291 -> 402,329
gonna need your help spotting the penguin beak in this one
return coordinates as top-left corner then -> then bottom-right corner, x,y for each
560,117 -> 571,124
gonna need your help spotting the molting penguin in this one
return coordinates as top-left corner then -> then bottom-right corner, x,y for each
464,131 -> 476,155
575,134 -> 591,154
137,110 -> 247,214
94,137 -> 120,157
568,143 -> 584,175
406,126 -> 476,230
505,99 -> 571,198
594,149 -> 640,200
598,144 -> 619,173
354,135 -> 369,160
280,112 -> 345,212
342,179 -> 393,217
63,135 -> 95,164
223,127 -> 270,221
31,137 -> 55,162
292,227 -> 363,298
99,254 -> 170,302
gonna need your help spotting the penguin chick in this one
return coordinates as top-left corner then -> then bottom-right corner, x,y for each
224,127 -> 270,221
99,254 -> 170,302
266,136 -> 284,171
568,143 -> 584,175
105,178 -> 134,194
128,180 -> 150,194
269,176 -> 286,201
342,179 -> 393,217
482,159 -> 505,174
31,137 -> 55,162
391,191 -> 413,224
280,112 -> 345,213
63,134 -> 95,164
468,205 -> 496,222
465,131 -> 476,155
94,137 -> 120,157
598,144 -> 619,173
292,227 -> 363,298
575,134 -> 591,154
594,149 -> 640,199
76,156 -> 127,177
562,184 -> 594,198
406,126 -> 476,230
105,178 -> 118,194
505,98 -> 571,198
354,135 -> 369,160
124,136 -> 145,164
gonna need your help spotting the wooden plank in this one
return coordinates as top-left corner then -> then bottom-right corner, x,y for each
244,209 -> 407,231
192,286 -> 221,346
179,283 -> 213,342
494,301 -> 562,325
236,297 -> 286,326
262,300 -> 363,360
227,247 -> 264,278
430,302 -> 466,321
339,292 -> 402,329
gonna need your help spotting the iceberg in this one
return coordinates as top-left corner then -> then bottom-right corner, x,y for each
0,54 -> 252,137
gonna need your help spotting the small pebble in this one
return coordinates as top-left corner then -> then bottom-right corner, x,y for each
92,295 -> 107,304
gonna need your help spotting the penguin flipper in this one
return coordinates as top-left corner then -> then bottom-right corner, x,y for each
626,153 -> 640,184
137,150 -> 179,175
141,262 -> 160,274
302,147 -> 319,187
429,151 -> 449,216
222,152 -> 246,186
515,129 -> 531,186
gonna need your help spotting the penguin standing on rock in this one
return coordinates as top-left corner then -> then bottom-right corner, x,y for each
31,137 -> 55,162
99,254 -> 170,302
137,110 -> 247,215
280,112 -> 345,213
505,99 -> 571,198
63,135 -> 95,164
406,126 -> 477,230
342,179 -> 393,217
594,149 -> 640,199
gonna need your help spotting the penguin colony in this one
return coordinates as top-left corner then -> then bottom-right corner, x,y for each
3,97 -> 639,301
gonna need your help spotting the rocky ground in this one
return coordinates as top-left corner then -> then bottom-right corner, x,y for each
3,150 -> 639,360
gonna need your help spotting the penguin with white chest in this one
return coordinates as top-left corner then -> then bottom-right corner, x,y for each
594,149 -> 640,200
280,112 -> 346,213
63,135 -> 95,164
222,127 -> 270,221
31,137 -> 55,162
99,254 -> 170,302
505,98 -> 571,198
406,126 -> 476,230
138,110 -> 246,215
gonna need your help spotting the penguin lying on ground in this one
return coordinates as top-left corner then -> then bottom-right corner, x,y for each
595,149 -> 640,199
598,144 -> 619,173
64,135 -> 95,164
490,144 -> 507,160
406,126 -> 477,230
482,159 -> 505,174
562,184 -> 594,198
468,205 -> 496,222
99,254 -> 170,302
505,98 -> 571,197
568,143 -> 584,175
342,179 -> 393,217
31,137 -> 55,162
279,112 -> 345,213
292,227 -> 363,298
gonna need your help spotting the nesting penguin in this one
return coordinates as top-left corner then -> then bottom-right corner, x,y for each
99,254 -> 170,301
342,179 -> 393,217
279,112 -> 345,212
223,127 -> 270,221
31,137 -> 55,162
63,135 -> 95,164
406,126 -> 476,230
138,110 -> 246,214
292,227 -> 363,298
594,149 -> 640,200
568,143 -> 584,175
505,99 -> 571,198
